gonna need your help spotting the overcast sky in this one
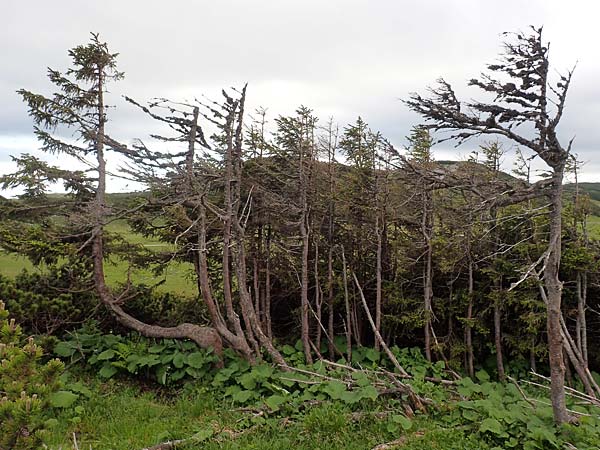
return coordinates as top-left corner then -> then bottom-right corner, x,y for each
1,0 -> 599,195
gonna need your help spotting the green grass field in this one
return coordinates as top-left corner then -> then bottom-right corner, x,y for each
586,215 -> 600,239
0,220 -> 198,296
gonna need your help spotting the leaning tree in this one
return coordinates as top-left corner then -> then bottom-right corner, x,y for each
404,26 -> 575,424
11,35 -> 224,360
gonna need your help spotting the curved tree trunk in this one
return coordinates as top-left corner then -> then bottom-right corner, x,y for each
92,82 -> 224,365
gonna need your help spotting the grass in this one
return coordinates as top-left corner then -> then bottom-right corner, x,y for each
0,220 -> 198,296
586,215 -> 600,239
104,220 -> 197,296
0,252 -> 35,277
44,376 -> 488,450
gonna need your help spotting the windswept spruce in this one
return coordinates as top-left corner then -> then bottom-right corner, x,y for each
1,27 -> 598,441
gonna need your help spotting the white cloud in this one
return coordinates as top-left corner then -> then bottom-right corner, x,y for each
2,0 -> 599,195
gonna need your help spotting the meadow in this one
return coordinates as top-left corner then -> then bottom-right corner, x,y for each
0,220 -> 197,296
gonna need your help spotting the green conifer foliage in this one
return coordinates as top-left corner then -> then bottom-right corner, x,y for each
0,301 -> 64,449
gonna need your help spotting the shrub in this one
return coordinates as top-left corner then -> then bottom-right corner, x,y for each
0,300 -> 64,449
0,265 -> 98,335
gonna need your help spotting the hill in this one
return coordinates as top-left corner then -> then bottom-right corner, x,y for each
564,182 -> 600,202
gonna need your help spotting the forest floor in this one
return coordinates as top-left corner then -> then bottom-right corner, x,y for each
44,375 -> 487,450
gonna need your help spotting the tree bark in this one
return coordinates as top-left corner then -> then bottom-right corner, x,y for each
545,165 -> 570,424
465,254 -> 474,378
341,246 -> 352,361
375,215 -> 383,352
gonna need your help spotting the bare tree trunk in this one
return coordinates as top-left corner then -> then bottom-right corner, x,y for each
375,215 -> 383,351
229,87 -> 285,367
327,243 -> 335,358
195,204 -> 252,360
493,299 -> 505,381
545,166 -> 570,424
265,224 -> 273,339
223,104 -> 258,355
581,272 -> 588,365
422,189 -> 434,362
300,212 -> 313,364
341,246 -> 352,361
537,278 -> 600,398
253,247 -> 260,320
314,238 -> 322,351
465,255 -> 474,378
231,234 -> 286,366
324,119 -> 337,359
353,273 -> 408,376
424,241 -> 433,362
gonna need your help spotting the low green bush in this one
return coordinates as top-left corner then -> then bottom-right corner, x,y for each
0,268 -> 97,335
0,300 -> 64,449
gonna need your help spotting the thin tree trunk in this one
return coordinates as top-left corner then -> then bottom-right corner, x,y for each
353,272 -> 408,376
493,300 -> 505,381
327,244 -> 335,359
422,189 -> 434,362
195,204 -> 252,360
253,264 -> 260,320
223,102 -> 258,354
341,246 -> 352,361
314,238 -> 322,351
424,244 -> 433,362
300,213 -> 312,364
466,256 -> 474,378
265,224 -> 273,339
375,215 -> 383,351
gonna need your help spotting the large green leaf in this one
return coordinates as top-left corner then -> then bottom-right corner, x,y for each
54,341 -> 76,357
173,352 -> 186,369
252,364 -> 273,379
265,394 -> 286,411
365,348 -> 380,362
232,390 -> 254,403
187,352 -> 206,368
99,362 -> 118,378
392,414 -> 413,431
50,390 -> 79,408
475,369 -> 490,383
358,385 -> 379,401
148,344 -> 166,353
97,349 -> 116,361
322,380 -> 348,400
239,372 -> 257,390
340,390 -> 362,404
479,417 -> 503,435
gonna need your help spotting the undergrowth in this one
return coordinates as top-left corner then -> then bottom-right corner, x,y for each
44,327 -> 600,450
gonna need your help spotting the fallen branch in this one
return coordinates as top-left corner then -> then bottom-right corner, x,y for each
371,436 -> 409,449
141,439 -> 188,450
352,272 -> 408,377
507,375 -> 536,408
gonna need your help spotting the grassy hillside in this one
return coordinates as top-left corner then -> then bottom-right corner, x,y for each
564,182 -> 600,202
